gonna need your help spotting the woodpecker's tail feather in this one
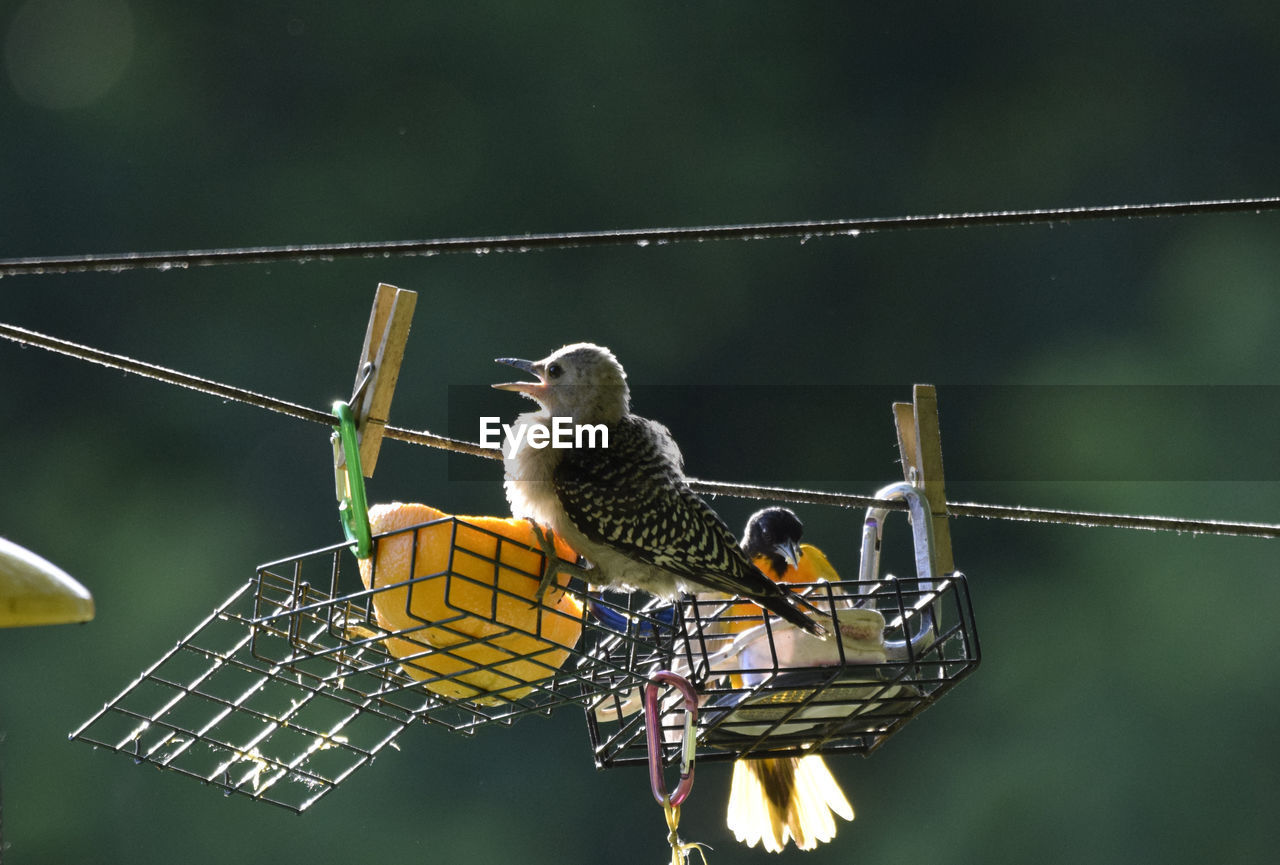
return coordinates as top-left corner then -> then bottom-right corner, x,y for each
727,755 -> 853,852
753,586 -> 829,638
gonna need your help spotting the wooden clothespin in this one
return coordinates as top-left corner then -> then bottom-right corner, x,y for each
350,283 -> 417,477
893,385 -> 956,576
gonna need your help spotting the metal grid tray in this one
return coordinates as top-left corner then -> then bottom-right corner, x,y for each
586,573 -> 980,770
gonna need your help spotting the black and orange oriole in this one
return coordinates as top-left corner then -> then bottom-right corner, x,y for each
724,507 -> 854,852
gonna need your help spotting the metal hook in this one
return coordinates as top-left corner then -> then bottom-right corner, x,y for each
644,670 -> 698,807
857,482 -> 937,660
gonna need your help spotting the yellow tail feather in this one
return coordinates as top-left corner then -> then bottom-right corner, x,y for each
726,755 -> 853,852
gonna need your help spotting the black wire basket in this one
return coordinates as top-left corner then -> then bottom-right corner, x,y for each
585,572 -> 979,770
586,482 -> 982,772
248,515 -> 675,734
69,578 -> 425,812
71,514 -> 677,812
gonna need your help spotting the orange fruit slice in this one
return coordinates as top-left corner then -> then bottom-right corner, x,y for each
358,502 -> 583,705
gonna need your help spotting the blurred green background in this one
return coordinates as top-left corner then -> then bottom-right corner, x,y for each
2,2 -> 1279,863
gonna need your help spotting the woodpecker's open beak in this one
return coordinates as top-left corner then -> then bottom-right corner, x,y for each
773,539 -> 802,569
492,357 -> 546,397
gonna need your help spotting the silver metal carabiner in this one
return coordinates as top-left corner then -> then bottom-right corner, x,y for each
857,482 -> 938,660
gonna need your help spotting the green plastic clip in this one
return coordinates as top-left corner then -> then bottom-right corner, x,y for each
331,400 -> 372,559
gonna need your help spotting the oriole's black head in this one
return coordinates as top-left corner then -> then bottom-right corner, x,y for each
741,507 -> 804,578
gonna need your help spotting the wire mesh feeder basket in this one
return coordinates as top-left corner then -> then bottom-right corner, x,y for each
585,483 -> 981,770
70,514 -> 676,812
69,577 -> 427,812
249,508 -> 676,734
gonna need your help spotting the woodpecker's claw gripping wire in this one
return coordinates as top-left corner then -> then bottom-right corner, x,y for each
331,401 -> 372,559
525,521 -> 593,606
527,521 -> 562,604
644,671 -> 709,865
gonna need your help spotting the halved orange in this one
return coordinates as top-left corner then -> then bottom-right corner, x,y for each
358,503 -> 583,705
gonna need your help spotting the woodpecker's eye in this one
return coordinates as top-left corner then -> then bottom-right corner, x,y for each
546,362 -> 564,379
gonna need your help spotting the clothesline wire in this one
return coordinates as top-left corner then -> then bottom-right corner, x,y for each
3,320 -> 1276,540
2,195 -> 1280,277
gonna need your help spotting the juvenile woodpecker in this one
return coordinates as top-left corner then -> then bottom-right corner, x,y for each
727,506 -> 854,853
493,342 -> 824,637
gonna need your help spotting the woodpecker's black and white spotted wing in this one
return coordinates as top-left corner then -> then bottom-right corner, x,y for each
553,416 -> 822,634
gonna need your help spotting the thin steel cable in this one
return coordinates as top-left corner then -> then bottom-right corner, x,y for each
0,321 -> 492,459
3,196 -> 1279,277
687,479 -> 1280,538
3,320 -> 1276,540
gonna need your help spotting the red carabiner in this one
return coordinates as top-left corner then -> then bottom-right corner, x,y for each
644,670 -> 698,807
